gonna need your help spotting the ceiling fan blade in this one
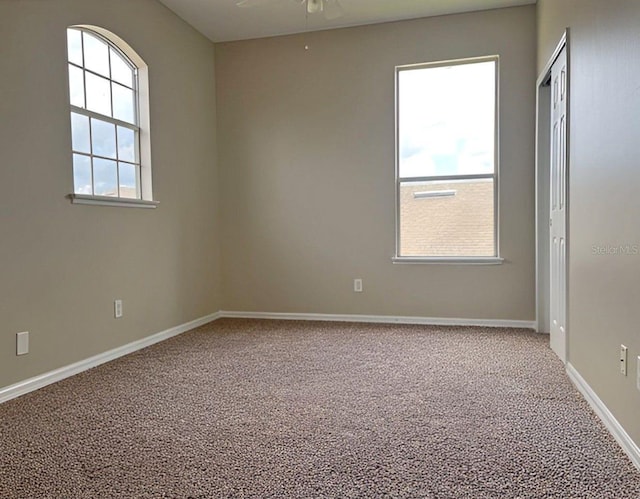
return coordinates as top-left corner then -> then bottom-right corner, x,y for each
238,0 -> 344,19
323,0 -> 344,20
237,0 -> 282,8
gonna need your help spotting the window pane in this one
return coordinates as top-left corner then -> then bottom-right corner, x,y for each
82,32 -> 110,78
68,64 -> 85,108
117,126 -> 136,163
70,113 -> 90,153
66,28 -> 146,201
67,29 -> 83,66
73,154 -> 92,195
110,48 -> 134,88
91,118 -> 117,159
118,162 -> 139,199
112,83 -> 135,124
399,178 -> 495,257
93,158 -> 118,196
85,72 -> 112,117
398,61 -> 495,178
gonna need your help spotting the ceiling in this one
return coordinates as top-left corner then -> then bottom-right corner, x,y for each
157,0 -> 536,43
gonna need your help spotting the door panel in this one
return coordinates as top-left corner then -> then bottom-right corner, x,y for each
550,47 -> 567,362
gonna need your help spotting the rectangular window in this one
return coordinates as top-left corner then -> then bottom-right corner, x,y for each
395,57 -> 499,261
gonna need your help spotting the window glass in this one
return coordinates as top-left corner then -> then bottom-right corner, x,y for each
67,27 -> 144,200
91,119 -> 117,159
67,29 -> 83,66
68,65 -> 85,108
118,162 -> 138,199
70,113 -> 90,154
396,58 -> 498,258
117,127 -> 136,163
399,179 -> 495,257
112,83 -> 135,124
110,48 -> 134,88
93,158 -> 118,196
85,72 -> 112,117
73,154 -> 92,195
82,32 -> 110,78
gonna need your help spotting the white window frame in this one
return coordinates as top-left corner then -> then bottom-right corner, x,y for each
66,25 -> 157,209
392,56 -> 502,264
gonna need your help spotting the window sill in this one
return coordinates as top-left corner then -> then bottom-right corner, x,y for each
69,194 -> 159,209
392,256 -> 504,265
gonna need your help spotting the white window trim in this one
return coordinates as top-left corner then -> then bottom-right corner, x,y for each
69,194 -> 159,209
67,25 -> 154,207
392,256 -> 505,265
393,55 -> 501,264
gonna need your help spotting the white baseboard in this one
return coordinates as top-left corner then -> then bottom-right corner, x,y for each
567,363 -> 640,470
219,310 -> 536,329
0,312 -> 221,405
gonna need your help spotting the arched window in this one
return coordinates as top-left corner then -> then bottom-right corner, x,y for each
67,26 -> 155,207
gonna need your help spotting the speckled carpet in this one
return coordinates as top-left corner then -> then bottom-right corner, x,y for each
1,319 -> 639,498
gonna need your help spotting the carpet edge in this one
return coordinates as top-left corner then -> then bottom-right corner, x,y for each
567,362 -> 640,471
219,310 -> 537,329
0,311 -> 222,405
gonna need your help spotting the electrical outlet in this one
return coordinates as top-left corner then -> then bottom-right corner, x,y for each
16,332 -> 29,356
620,345 -> 628,376
114,299 -> 123,319
354,278 -> 363,293
637,356 -> 640,392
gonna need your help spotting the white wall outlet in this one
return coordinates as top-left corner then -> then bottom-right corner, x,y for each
114,299 -> 123,319
636,356 -> 640,392
16,331 -> 29,356
620,344 -> 628,376
354,278 -> 363,293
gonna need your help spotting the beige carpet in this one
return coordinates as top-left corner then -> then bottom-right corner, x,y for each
1,319 -> 639,498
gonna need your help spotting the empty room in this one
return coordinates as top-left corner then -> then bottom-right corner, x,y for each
1,0 -> 640,497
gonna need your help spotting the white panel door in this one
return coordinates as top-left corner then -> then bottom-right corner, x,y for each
550,47 -> 567,363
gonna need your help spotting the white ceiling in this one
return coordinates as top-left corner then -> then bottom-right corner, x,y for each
157,0 -> 536,43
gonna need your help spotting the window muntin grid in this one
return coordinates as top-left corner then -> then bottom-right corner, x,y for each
67,28 -> 141,199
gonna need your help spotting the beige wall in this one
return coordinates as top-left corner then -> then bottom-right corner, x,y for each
0,0 -> 220,388
538,0 -> 640,448
216,6 -> 536,320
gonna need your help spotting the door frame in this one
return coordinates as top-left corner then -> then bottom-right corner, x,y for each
535,31 -> 570,362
